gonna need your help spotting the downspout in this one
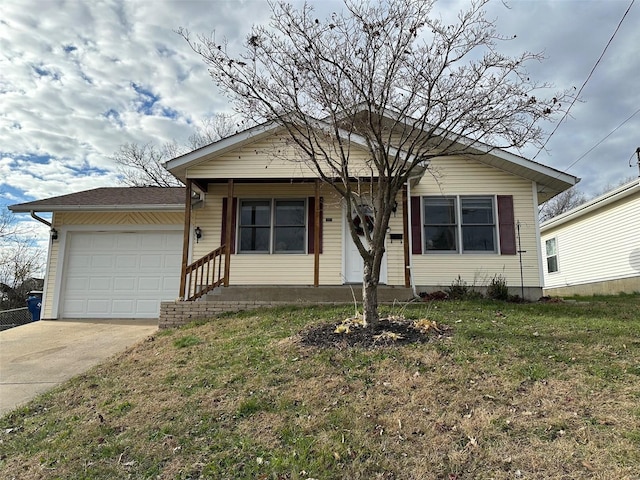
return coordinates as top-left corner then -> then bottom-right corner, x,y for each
30,210 -> 51,228
405,175 -> 423,300
30,210 -> 57,239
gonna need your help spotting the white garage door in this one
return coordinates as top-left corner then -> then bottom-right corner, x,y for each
61,231 -> 182,318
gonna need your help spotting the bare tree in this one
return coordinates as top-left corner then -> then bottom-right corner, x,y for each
539,186 -> 586,222
114,113 -> 237,187
113,142 -> 184,187
0,238 -> 44,309
540,175 -> 637,222
186,112 -> 238,151
0,204 -> 44,309
180,0 -> 571,327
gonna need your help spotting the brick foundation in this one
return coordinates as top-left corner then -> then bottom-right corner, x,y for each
159,300 -> 325,329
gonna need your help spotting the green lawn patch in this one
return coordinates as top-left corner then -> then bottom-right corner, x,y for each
1,295 -> 639,479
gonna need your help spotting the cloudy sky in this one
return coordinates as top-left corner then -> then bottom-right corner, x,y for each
1,0 -> 639,238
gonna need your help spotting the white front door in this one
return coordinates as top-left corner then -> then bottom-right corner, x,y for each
344,212 -> 387,284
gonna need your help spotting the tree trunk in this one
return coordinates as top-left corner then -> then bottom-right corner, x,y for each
362,260 -> 380,328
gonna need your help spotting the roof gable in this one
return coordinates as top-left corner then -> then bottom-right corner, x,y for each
163,112 -> 578,201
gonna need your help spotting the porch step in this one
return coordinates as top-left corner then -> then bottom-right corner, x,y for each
203,286 -> 416,303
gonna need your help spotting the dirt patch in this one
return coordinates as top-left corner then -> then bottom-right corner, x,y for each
299,317 -> 452,349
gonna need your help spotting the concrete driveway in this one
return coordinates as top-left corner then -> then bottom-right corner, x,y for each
0,319 -> 157,417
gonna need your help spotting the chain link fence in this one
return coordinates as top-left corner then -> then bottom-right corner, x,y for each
0,307 -> 32,331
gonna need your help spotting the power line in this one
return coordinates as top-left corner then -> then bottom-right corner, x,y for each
564,106 -> 640,172
532,0 -> 635,161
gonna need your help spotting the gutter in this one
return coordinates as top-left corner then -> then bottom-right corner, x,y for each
11,204 -> 185,213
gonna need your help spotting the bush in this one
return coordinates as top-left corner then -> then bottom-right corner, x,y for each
487,274 -> 509,301
446,275 -> 469,300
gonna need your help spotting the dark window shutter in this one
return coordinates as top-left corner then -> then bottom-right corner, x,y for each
221,197 -> 237,254
308,196 -> 323,254
497,195 -> 516,255
411,196 -> 422,254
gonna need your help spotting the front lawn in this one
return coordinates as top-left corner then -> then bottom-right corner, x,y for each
1,295 -> 639,479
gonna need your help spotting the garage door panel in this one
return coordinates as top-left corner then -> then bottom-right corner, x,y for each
61,231 -> 181,318
116,235 -> 140,249
91,255 -> 114,269
92,235 -> 118,249
115,254 -> 139,269
136,299 -> 160,315
88,277 -> 112,291
86,299 -> 110,315
163,277 -> 180,290
140,254 -> 163,268
139,277 -> 162,292
114,277 -> 136,291
112,299 -> 135,314
68,254 -> 91,269
164,253 -> 182,268
63,299 -> 86,315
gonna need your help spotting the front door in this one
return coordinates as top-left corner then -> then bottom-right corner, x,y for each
344,210 -> 387,284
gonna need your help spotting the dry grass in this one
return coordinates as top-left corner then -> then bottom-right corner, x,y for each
1,295 -> 639,479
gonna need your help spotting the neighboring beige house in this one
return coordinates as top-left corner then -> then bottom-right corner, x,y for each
9,117 -> 578,319
541,178 -> 640,296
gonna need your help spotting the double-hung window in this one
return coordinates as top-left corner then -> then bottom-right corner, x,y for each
545,238 -> 558,273
461,197 -> 495,252
424,197 -> 458,252
239,199 -> 306,253
423,196 -> 497,253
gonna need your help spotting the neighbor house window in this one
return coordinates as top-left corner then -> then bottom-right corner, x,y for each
239,199 -> 306,253
545,238 -> 558,273
423,196 -> 497,253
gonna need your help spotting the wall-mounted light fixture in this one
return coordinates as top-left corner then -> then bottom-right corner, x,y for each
50,228 -> 58,241
391,200 -> 398,216
195,226 -> 202,243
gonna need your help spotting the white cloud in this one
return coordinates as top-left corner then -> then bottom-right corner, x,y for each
0,0 -> 638,210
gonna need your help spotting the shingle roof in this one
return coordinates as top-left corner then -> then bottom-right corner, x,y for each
8,187 -> 186,212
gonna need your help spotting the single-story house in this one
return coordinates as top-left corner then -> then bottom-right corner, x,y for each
9,117 -> 579,320
540,178 -> 640,296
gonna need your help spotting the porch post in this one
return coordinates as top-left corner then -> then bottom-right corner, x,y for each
223,179 -> 234,287
179,179 -> 192,299
402,185 -> 410,288
314,179 -> 320,287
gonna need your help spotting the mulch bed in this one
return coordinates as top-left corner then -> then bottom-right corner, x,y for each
299,317 -> 452,349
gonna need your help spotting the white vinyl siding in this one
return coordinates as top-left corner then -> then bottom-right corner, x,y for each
186,134 -> 373,180
542,192 -> 640,289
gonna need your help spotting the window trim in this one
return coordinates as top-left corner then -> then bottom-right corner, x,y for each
545,237 -> 559,274
237,198 -> 307,254
422,195 -> 499,255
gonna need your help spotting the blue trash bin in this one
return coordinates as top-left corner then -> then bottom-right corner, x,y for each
26,291 -> 42,321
